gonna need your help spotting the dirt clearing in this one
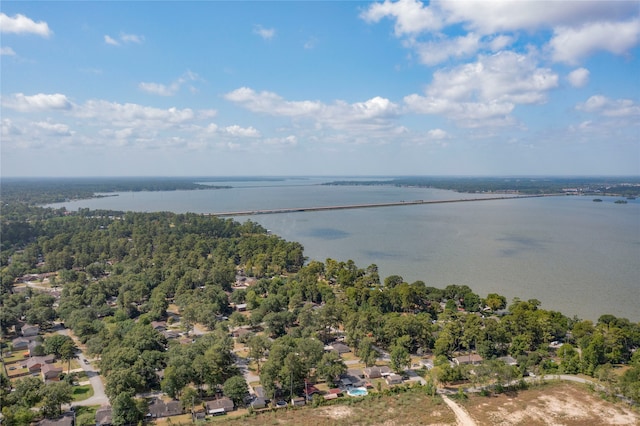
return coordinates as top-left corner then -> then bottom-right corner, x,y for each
463,382 -> 639,425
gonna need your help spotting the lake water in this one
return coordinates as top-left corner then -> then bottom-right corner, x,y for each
48,178 -> 640,321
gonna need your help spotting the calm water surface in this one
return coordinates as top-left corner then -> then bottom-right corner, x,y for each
49,179 -> 640,321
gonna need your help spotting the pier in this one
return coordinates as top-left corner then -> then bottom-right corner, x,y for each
209,194 -> 560,217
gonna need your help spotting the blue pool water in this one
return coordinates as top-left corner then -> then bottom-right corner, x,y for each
347,387 -> 368,397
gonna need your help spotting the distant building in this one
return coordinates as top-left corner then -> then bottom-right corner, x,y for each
95,406 -> 113,426
205,397 -> 234,415
37,412 -> 74,426
147,399 -> 183,418
21,324 -> 40,337
363,366 -> 391,379
42,364 -> 63,381
385,374 -> 403,385
453,354 -> 484,366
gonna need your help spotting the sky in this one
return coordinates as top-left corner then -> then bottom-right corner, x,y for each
1,0 -> 639,177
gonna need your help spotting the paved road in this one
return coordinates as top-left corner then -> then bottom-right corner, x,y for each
56,328 -> 109,407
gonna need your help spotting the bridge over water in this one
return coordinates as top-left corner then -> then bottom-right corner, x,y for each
209,194 -> 560,217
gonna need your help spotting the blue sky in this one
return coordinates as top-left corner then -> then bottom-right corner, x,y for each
1,0 -> 639,177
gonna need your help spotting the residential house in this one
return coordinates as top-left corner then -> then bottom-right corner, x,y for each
329,343 -> 351,355
234,304 -> 247,312
150,321 -> 167,332
250,397 -> 267,409
385,374 -> 403,385
147,399 -> 183,418
304,384 -> 320,399
363,366 -> 391,379
21,324 -> 40,337
95,406 -> 113,426
37,412 -> 74,426
42,364 -> 63,381
253,385 -> 265,399
11,337 -> 31,351
205,397 -> 234,415
231,327 -> 251,339
453,354 -> 484,366
291,397 -> 306,406
25,355 -> 55,373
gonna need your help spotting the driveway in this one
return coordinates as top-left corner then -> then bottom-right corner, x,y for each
57,328 -> 109,407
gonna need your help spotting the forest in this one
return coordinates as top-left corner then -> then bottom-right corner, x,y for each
1,184 -> 639,425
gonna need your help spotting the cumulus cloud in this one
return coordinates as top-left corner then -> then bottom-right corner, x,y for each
427,128 -> 449,139
253,25 -> 275,40
567,68 -> 590,88
0,13 -> 52,37
104,32 -> 145,46
549,19 -> 640,64
360,0 -> 444,35
439,0 -> 635,34
223,125 -> 260,137
2,93 -> 73,112
1,46 -> 16,56
224,87 -> 323,116
34,121 -> 73,136
139,71 -> 201,96
361,1 -> 640,65
403,51 -> 558,126
410,32 -> 481,66
225,87 -> 400,132
576,95 -> 640,117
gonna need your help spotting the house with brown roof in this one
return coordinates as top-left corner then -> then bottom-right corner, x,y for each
453,354 -> 484,366
95,406 -> 113,426
147,399 -> 183,418
385,374 -> 403,385
205,397 -> 234,414
363,366 -> 391,379
25,355 -> 55,373
37,412 -> 74,426
42,364 -> 63,381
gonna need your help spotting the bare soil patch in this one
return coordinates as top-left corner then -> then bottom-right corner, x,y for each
463,382 -> 639,426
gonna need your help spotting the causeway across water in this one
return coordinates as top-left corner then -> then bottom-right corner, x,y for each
210,194 -> 561,217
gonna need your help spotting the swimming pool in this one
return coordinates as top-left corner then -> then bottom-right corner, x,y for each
347,387 -> 368,397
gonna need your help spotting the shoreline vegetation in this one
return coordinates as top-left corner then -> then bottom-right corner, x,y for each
1,176 -> 639,205
1,177 -> 639,425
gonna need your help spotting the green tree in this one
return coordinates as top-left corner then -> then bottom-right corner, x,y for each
390,343 -> 411,373
40,382 -> 73,418
247,334 -> 271,373
223,375 -> 249,407
357,337 -> 378,367
316,351 -> 347,387
111,393 -> 143,426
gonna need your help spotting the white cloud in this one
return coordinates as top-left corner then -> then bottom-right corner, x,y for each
34,121 -> 73,136
120,33 -> 144,44
439,0 -> 635,34
253,25 -> 275,40
1,46 -> 16,56
2,93 -> 73,112
403,51 -> 558,126
104,32 -> 145,46
223,125 -> 260,137
576,95 -> 640,117
104,35 -> 119,46
0,13 -> 52,37
139,71 -> 200,96
225,87 -> 400,133
361,1 -> 640,65
410,32 -> 481,66
360,0 -> 444,35
427,128 -> 448,139
567,68 -> 590,88
224,87 -> 323,116
550,19 -> 640,64
426,51 -> 558,104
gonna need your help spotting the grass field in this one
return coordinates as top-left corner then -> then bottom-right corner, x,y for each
72,384 -> 94,401
161,382 -> 639,426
